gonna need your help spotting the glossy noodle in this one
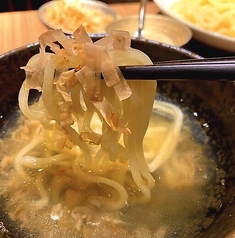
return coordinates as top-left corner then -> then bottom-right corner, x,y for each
18,26 -> 159,206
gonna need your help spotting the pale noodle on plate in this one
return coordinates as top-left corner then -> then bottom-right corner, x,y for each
170,0 -> 235,37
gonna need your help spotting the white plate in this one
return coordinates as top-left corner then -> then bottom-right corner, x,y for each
38,0 -> 117,35
153,0 -> 235,53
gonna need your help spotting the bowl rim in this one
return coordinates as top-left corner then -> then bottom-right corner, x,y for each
0,34 -> 202,60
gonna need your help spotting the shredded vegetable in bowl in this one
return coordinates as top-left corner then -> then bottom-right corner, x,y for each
39,0 -> 116,34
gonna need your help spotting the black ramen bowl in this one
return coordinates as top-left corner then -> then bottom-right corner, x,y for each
0,36 -> 235,238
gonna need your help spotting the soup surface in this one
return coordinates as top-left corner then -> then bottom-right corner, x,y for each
0,96 -> 226,238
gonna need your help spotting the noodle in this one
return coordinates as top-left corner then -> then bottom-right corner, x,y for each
72,155 -> 129,210
33,173 -> 49,210
14,130 -> 44,180
147,100 -> 183,172
170,0 -> 235,37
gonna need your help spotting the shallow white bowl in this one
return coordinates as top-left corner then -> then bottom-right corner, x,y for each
106,14 -> 192,47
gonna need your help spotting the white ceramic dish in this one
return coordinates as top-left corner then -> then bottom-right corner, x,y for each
154,0 -> 235,52
106,14 -> 192,47
38,0 -> 117,34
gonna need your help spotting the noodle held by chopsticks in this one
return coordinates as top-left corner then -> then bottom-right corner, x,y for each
18,26 -> 158,208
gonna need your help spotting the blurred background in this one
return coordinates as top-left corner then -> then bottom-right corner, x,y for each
1,0 -> 48,12
0,0 -> 140,12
